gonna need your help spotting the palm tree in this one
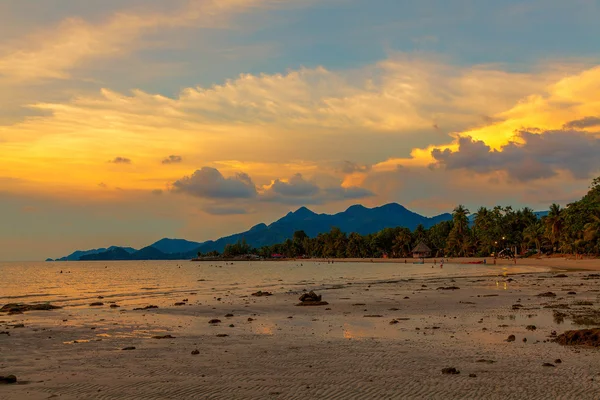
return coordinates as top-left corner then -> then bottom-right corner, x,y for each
545,203 -> 563,251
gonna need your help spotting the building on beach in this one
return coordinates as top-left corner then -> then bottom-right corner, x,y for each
412,241 -> 432,258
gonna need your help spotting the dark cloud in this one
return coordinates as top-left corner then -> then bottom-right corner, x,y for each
263,173 -> 373,205
172,167 -> 257,199
431,130 -> 600,182
339,161 -> 372,174
110,157 -> 131,164
563,116 -> 600,130
270,174 -> 319,197
162,155 -> 183,164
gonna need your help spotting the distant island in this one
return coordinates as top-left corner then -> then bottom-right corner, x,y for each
48,177 -> 599,262
48,203 -> 452,261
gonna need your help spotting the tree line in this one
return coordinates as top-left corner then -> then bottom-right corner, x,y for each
199,176 -> 600,259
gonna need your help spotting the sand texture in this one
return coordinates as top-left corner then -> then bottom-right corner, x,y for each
2,267 -> 600,399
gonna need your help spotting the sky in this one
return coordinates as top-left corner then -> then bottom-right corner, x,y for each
1,0 -> 600,261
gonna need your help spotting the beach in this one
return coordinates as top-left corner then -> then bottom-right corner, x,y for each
2,260 -> 600,399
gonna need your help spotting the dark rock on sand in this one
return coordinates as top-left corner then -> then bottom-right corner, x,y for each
152,335 -> 175,339
174,302 -> 186,306
89,302 -> 104,306
0,331 -> 9,336
110,304 -> 120,308
216,334 -> 229,337
476,359 -> 496,364
133,305 -> 158,310
1,303 -> 62,313
537,292 -> 557,297
555,328 -> 600,346
469,373 -> 477,378
526,325 -> 537,331
0,375 -> 17,384
122,346 -> 136,350
251,291 -> 273,297
225,313 -> 234,317
437,286 -> 460,290
191,349 -> 200,355
297,291 -> 329,306
506,334 -> 516,342
209,319 -> 221,324
542,363 -> 555,367
555,359 -> 562,363
567,291 -> 577,295
441,367 -> 460,375
247,318 -> 254,322
389,320 -> 400,325
554,274 -> 568,278
364,315 -> 383,318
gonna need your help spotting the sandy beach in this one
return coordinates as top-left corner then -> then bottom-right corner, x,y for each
2,260 -> 600,399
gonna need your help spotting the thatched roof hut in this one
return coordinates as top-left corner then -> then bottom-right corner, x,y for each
412,241 -> 432,258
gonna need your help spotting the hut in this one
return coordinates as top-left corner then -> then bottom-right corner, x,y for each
412,241 -> 432,259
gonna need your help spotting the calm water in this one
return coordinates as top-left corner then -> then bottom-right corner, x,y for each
0,260 -> 550,308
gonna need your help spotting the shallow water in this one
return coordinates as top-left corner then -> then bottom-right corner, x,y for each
0,260 -> 551,308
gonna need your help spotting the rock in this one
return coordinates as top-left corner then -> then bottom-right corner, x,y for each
247,318 -> 254,322
389,320 -> 400,325
512,304 -> 523,310
110,304 -> 120,308
554,274 -> 568,278
0,331 -> 9,336
152,335 -> 175,339
133,305 -> 158,310
229,324 -> 235,327
225,313 -> 234,317
363,315 -> 383,318
216,334 -> 229,337
526,325 -> 537,331
476,359 -> 495,364
506,334 -> 516,342
191,349 -> 200,355
299,291 -> 322,302
251,291 -> 273,297
0,375 -> 17,384
523,338 -> 527,343
122,346 -> 136,350
555,328 -> 600,346
542,363 -> 555,367
12,324 -> 25,328
0,303 -> 61,313
296,291 -> 328,306
89,302 -> 104,306
441,367 -> 460,375
554,358 -> 562,363
174,302 -> 186,306
469,373 -> 477,378
537,292 -> 557,297
437,287 -> 460,290
209,319 -> 221,324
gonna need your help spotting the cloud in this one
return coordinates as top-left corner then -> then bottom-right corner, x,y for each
262,173 -> 373,205
0,0 -> 291,82
339,161 -> 372,174
270,173 -> 320,197
563,116 -> 600,130
162,155 -> 183,164
110,157 -> 131,164
431,130 -> 600,181
172,167 -> 257,199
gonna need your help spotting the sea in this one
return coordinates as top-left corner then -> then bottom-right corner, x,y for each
0,260 -> 550,308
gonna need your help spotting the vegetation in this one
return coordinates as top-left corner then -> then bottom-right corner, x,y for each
197,176 -> 600,259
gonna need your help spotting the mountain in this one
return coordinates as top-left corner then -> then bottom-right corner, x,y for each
150,238 -> 202,254
56,203 -> 551,261
79,245 -> 183,261
50,246 -> 136,261
187,203 -> 452,256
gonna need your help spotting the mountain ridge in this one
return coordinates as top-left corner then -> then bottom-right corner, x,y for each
49,203 -> 466,261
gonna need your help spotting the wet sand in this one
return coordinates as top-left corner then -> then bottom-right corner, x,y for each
2,268 -> 600,399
